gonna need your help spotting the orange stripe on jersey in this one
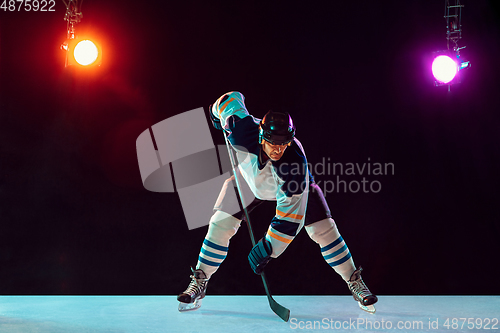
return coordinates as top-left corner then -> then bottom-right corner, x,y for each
276,209 -> 304,221
267,230 -> 293,244
218,97 -> 235,115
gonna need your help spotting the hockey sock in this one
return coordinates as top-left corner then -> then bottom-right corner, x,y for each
196,210 -> 242,278
305,218 -> 356,281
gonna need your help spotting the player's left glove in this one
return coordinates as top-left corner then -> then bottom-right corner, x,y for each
208,104 -> 223,130
248,237 -> 273,275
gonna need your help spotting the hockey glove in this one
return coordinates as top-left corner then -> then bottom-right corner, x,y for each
208,104 -> 223,130
248,237 -> 273,275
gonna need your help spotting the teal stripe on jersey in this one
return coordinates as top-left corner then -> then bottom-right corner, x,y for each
198,256 -> 220,267
321,236 -> 343,253
203,239 -> 229,252
327,252 -> 352,267
323,243 -> 348,261
200,247 -> 226,260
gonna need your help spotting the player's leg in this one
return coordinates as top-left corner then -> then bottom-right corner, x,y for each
177,176 -> 242,309
178,176 -> 262,310
196,210 -> 242,278
304,183 -> 377,311
306,217 -> 356,281
304,183 -> 355,280
196,174 -> 263,278
177,209 -> 241,311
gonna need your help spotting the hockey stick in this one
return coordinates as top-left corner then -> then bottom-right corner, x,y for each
223,131 -> 290,322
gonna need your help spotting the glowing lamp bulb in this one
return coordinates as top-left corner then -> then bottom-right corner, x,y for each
432,55 -> 458,84
74,40 -> 99,66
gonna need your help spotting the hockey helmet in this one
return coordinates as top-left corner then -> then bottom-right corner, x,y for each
259,110 -> 295,145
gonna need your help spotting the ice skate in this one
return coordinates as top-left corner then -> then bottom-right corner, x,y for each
177,268 -> 209,312
347,267 -> 377,314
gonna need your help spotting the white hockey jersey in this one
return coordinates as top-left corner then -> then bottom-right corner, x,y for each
211,91 -> 311,257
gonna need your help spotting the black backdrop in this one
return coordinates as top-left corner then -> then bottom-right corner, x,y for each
1,0 -> 499,296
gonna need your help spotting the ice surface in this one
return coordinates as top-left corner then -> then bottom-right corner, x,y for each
0,295 -> 498,333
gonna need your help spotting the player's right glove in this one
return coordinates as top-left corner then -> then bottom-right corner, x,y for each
248,237 -> 273,275
208,104 -> 223,130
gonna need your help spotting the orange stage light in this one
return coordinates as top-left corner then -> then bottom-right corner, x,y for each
63,38 -> 102,67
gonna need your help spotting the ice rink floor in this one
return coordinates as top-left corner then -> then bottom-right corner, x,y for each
0,295 -> 498,333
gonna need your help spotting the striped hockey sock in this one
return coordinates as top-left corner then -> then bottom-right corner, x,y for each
196,239 -> 229,278
320,234 -> 355,281
195,211 -> 241,278
306,218 -> 356,281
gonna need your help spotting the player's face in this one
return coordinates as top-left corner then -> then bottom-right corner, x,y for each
262,141 -> 288,161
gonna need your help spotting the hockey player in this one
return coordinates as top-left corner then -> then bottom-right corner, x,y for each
177,91 -> 377,313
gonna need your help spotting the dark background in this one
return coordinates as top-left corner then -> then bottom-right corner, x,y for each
0,0 -> 499,296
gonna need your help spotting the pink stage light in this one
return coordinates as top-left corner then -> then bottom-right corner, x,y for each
432,55 -> 458,84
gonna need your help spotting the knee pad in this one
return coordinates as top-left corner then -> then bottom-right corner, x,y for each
305,218 -> 339,245
206,210 -> 242,245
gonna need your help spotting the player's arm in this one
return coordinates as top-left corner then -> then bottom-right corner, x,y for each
266,154 -> 310,258
247,187 -> 307,268
248,193 -> 306,275
209,91 -> 249,129
267,194 -> 307,254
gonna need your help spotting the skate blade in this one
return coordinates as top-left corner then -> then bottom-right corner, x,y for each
178,299 -> 202,312
358,302 -> 376,314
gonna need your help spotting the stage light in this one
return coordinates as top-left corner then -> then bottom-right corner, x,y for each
74,40 -> 99,66
431,0 -> 471,89
432,55 -> 458,84
60,0 -> 102,68
62,38 -> 102,67
431,51 -> 470,87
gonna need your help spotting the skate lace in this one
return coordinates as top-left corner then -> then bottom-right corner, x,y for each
185,274 -> 208,296
349,278 -> 371,299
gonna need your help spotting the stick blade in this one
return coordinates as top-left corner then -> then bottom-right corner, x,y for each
267,295 -> 290,322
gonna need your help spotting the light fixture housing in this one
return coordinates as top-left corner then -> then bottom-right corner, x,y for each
431,50 -> 470,87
